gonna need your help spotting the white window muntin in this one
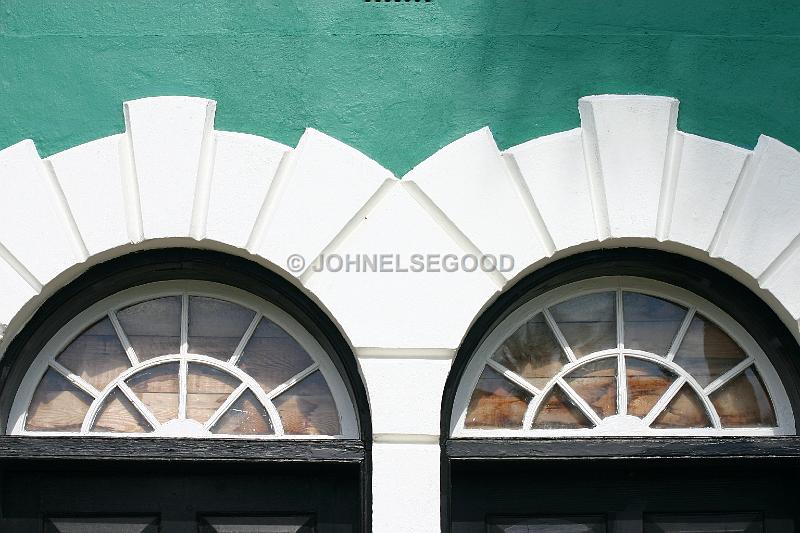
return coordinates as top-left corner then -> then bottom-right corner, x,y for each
8,280 -> 359,439
451,276 -> 795,437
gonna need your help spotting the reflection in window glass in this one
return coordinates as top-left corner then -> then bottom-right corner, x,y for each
56,317 -> 130,391
466,367 -> 532,429
26,368 -> 92,432
491,313 -> 569,390
19,292 -> 350,438
211,389 -> 273,435
92,389 -> 152,433
626,358 -> 677,418
652,384 -> 711,429
117,296 -> 181,360
710,367 -> 776,427
186,364 -> 240,424
550,292 -> 616,357
622,292 -> 685,355
458,286 -> 784,435
237,319 -> 314,393
188,296 -> 255,360
532,385 -> 593,429
274,371 -> 341,435
127,363 -> 179,424
564,358 -> 616,419
673,314 -> 746,387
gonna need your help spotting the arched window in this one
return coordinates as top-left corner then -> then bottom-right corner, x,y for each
0,250 -> 369,531
9,282 -> 357,438
452,278 -> 793,436
443,251 -> 800,533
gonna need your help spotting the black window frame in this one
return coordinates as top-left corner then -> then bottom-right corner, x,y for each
0,248 -> 373,532
440,248 -> 800,532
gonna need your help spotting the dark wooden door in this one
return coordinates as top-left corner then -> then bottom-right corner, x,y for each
0,461 -> 359,532
450,460 -> 798,533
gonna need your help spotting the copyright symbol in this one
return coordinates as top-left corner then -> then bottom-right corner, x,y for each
287,254 -> 305,273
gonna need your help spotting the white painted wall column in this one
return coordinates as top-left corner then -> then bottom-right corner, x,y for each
358,350 -> 452,533
372,439 -> 441,533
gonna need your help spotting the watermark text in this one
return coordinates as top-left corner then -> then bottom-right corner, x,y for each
286,253 -> 514,274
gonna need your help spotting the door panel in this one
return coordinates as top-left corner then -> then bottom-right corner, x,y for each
45,517 -> 159,533
43,515 -> 315,533
198,515 -> 315,532
488,515 -> 606,532
450,461 -> 797,533
1,462 -> 358,532
485,513 -> 766,533
643,513 -> 762,533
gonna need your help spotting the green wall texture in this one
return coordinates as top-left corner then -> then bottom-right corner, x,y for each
1,1 -> 800,175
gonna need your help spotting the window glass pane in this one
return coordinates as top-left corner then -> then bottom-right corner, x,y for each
15,287 -> 357,439
622,292 -> 686,355
532,384 -> 594,429
489,515 -> 606,533
117,297 -> 181,360
211,389 -> 273,435
274,371 -> 341,435
127,363 -> 179,424
458,283 -> 791,436
651,384 -> 711,428
92,389 -> 152,433
710,367 -> 777,427
673,314 -> 746,387
491,313 -> 569,389
56,317 -> 131,391
187,364 -> 240,424
187,296 -> 255,360
236,319 -> 314,393
564,358 -> 617,418
549,292 -> 616,357
643,512 -> 762,533
465,366 -> 532,429
26,368 -> 92,432
626,358 -> 677,418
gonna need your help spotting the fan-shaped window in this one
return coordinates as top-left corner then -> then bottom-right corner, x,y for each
452,278 -> 794,436
8,282 -> 358,438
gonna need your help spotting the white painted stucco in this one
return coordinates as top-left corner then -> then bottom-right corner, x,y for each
1,94 -> 800,532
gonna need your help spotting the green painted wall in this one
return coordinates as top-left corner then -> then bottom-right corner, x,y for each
1,1 -> 799,175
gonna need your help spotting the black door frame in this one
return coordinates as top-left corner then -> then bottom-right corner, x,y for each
0,248 -> 373,532
448,453 -> 800,532
2,457 -> 362,532
440,248 -> 800,532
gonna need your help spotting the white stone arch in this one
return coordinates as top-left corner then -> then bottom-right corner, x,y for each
2,94 -> 800,354
3,94 -> 800,532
